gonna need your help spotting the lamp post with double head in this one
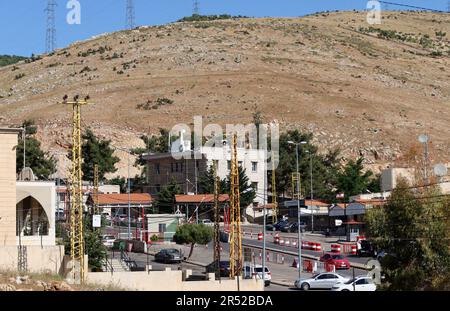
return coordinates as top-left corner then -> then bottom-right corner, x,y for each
288,140 -> 307,279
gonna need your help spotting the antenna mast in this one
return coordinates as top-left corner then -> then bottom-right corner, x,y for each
45,0 -> 57,53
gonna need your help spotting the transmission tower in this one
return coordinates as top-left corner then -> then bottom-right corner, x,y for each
193,0 -> 200,15
126,0 -> 135,29
229,134 -> 243,281
45,0 -> 57,53
62,95 -> 91,284
447,1 -> 450,13
271,151 -> 278,224
213,161 -> 221,280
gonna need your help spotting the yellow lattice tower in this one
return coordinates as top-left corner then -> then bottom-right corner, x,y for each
213,161 -> 221,276
229,134 -> 242,279
93,164 -> 99,215
292,172 -> 302,198
271,151 -> 278,224
62,95 -> 91,284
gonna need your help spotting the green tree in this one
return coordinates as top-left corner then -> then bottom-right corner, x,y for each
272,129 -> 340,202
106,176 -> 127,193
156,178 -> 182,213
336,157 -> 376,200
81,129 -> 120,182
365,179 -> 450,290
198,165 -> 227,194
16,120 -> 56,179
226,166 -> 256,211
84,216 -> 107,271
173,223 -> 213,258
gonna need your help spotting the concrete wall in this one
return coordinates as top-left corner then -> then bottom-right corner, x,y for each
0,245 -> 65,275
0,129 -> 19,246
86,270 -> 264,291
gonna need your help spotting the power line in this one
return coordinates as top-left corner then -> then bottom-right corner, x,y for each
45,0 -> 57,53
378,1 -> 445,13
126,0 -> 135,29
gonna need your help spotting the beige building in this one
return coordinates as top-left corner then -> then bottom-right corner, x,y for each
381,168 -> 415,192
0,128 -> 21,246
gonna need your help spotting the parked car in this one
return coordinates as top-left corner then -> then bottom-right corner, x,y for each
206,260 -> 231,277
266,220 -> 289,231
243,264 -> 271,286
294,272 -> 350,290
280,222 -> 306,233
154,249 -> 183,264
101,235 -> 116,248
357,240 -> 377,257
200,219 -> 214,226
331,276 -> 377,291
320,253 -> 350,270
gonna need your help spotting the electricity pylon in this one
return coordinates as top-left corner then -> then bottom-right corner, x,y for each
62,95 -> 91,284
213,161 -> 221,280
271,151 -> 278,224
229,134 -> 242,280
45,0 -> 57,53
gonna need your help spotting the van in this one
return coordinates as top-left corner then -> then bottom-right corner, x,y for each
243,264 -> 271,286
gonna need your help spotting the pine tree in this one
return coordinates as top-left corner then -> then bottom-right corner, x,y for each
81,129 -> 119,182
156,178 -> 182,213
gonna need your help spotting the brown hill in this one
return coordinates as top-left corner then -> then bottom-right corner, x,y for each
1,11 -> 449,177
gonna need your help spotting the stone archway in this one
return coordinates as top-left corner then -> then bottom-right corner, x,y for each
16,196 -> 49,236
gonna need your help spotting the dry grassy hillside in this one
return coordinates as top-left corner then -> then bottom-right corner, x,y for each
0,11 -> 449,177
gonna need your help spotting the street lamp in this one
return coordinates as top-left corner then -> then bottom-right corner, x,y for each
287,140 -> 306,279
305,149 -> 314,232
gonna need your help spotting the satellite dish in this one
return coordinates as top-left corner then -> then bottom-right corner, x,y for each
434,164 -> 448,177
418,134 -> 429,143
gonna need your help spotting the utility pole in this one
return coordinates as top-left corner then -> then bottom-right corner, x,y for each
45,0 -> 57,53
213,161 -> 221,281
193,0 -> 200,15
271,151 -> 278,224
126,0 -> 135,29
62,95 -> 92,284
229,134 -> 242,290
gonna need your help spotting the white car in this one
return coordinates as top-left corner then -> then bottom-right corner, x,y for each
200,219 -> 214,226
243,264 -> 272,286
331,276 -> 377,291
294,273 -> 350,290
101,235 -> 116,248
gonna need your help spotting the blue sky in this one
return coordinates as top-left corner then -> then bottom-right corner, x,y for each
0,0 -> 447,56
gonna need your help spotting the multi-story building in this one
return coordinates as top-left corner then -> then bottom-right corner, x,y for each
143,144 -> 268,207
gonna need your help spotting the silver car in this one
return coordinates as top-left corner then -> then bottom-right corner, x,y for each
294,273 -> 349,290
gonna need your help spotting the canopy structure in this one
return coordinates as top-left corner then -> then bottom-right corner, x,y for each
329,202 -> 366,217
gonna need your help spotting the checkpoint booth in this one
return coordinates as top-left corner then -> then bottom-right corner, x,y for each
329,202 -> 366,242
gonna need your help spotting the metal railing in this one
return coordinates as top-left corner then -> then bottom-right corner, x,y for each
120,250 -> 138,270
104,256 -> 115,275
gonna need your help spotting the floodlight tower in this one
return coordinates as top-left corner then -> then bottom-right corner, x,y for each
126,0 -> 135,29
45,0 -> 57,53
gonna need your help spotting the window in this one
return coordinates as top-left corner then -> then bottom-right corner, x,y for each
227,160 -> 231,170
355,279 -> 366,285
171,163 -> 174,173
156,184 -> 161,192
213,160 -> 219,169
252,162 -> 258,172
317,274 -> 329,280
252,182 -> 258,190
159,224 -> 166,233
181,162 -> 184,173
175,163 -> 179,172
155,164 -> 160,175
238,161 -> 243,167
